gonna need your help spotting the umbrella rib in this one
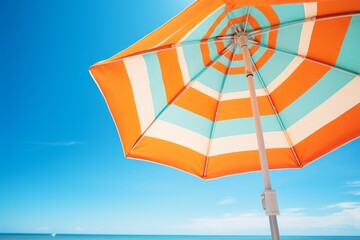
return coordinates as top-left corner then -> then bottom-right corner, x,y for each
250,56 -> 302,167
248,12 -> 360,37
244,6 -> 251,32
203,45 -> 237,178
225,10 -> 239,34
129,43 -> 235,155
249,40 -> 359,77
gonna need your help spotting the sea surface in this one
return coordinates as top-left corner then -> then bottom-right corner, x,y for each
0,235 -> 359,240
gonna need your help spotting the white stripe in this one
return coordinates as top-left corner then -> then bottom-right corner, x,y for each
145,77 -> 360,155
288,76 -> 360,145
304,2 -> 317,18
298,3 -> 317,56
145,120 -> 210,155
191,81 -> 220,99
209,132 -> 289,156
176,47 -> 191,85
180,5 -> 226,42
145,119 -> 289,156
267,56 -> 304,93
222,89 -> 267,100
123,56 -> 155,133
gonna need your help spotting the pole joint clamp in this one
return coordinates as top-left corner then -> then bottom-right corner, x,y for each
261,190 -> 280,216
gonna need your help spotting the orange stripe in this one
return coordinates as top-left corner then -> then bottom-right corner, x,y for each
199,10 -> 229,71
215,41 -> 226,57
249,6 -> 279,71
229,66 -> 246,75
253,49 -> 274,70
216,22 -> 233,61
270,60 -> 330,112
157,49 -> 186,103
231,15 -> 263,49
224,0 -> 343,11
89,62 -> 141,155
307,17 -> 351,67
130,136 -> 205,178
199,42 -> 230,75
231,15 -> 246,27
213,61 -> 231,74
200,43 -> 214,67
163,1 -> 226,44
101,0 -> 224,62
233,15 -> 262,57
217,96 -> 275,120
204,10 -> 228,39
256,6 -> 279,47
220,21 -> 232,36
174,87 -> 218,121
232,45 -> 259,61
317,0 -> 360,16
295,104 -> 360,166
232,15 -> 262,33
205,148 -> 298,179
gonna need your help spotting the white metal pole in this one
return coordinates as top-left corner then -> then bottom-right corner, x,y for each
237,34 -> 280,240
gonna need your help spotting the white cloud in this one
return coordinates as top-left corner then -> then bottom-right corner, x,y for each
346,181 -> 360,187
177,202 -> 360,235
218,197 -> 236,205
327,202 -> 360,209
348,190 -> 360,196
346,180 -> 360,195
281,208 -> 306,216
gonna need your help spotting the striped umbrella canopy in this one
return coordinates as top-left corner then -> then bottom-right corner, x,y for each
90,0 -> 360,238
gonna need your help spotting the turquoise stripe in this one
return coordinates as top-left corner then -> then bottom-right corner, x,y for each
208,41 -> 225,62
219,56 -> 233,68
223,73 -> 248,93
213,115 -> 282,138
218,40 -> 233,67
229,46 -> 244,67
143,54 -> 168,116
230,59 -> 245,67
183,40 -> 232,82
223,73 -> 264,93
228,7 -> 247,19
183,45 -> 205,80
225,27 -> 234,36
280,69 -> 355,128
158,105 -> 283,139
336,16 -> 360,74
257,32 -> 269,46
250,46 -> 267,63
184,7 -> 226,42
198,67 -> 226,92
212,15 -> 235,37
272,4 -> 305,24
257,51 -> 295,87
276,25 -> 302,54
228,7 -> 247,25
159,105 -> 212,138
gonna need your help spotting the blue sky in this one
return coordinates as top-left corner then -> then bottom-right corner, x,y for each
1,0 -> 360,236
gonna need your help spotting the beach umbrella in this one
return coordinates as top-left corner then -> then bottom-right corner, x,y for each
90,0 -> 360,239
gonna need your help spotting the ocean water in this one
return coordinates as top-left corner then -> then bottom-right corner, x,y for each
0,235 -> 359,240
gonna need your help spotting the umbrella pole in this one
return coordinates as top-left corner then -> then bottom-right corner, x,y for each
238,34 -> 280,240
